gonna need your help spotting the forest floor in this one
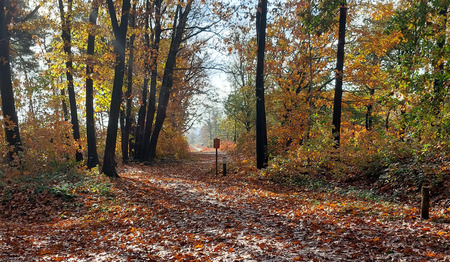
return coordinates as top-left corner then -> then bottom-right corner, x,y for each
0,152 -> 449,261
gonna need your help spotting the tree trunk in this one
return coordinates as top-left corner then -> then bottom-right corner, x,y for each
144,1 -> 192,163
141,0 -> 162,162
102,0 -> 131,177
234,116 -> 237,142
134,0 -> 152,161
58,0 -> 83,162
365,88 -> 374,131
60,87 -> 69,121
432,6 -> 447,119
305,31 -> 315,143
134,79 -> 148,160
399,105 -> 406,142
23,71 -> 35,120
255,0 -> 268,169
0,0 -> 22,161
122,2 -> 137,164
85,0 -> 100,169
120,108 -> 125,157
365,104 -> 373,131
385,110 -> 390,131
331,2 -> 347,148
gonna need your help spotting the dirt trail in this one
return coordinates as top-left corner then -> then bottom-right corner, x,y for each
0,152 -> 449,261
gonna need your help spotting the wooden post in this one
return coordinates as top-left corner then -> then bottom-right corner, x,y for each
222,155 -> 227,176
213,138 -> 220,176
421,185 -> 430,219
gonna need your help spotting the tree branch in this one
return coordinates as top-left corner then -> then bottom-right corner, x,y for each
16,5 -> 40,23
106,0 -> 119,35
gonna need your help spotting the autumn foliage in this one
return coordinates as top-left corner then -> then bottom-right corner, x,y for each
0,0 -> 449,260
214,0 -> 450,206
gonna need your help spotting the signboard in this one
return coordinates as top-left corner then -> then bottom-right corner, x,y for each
213,138 -> 220,149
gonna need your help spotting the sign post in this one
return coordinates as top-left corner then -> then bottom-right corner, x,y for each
213,138 -> 220,176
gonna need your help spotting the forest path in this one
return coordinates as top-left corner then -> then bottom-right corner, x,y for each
0,152 -> 448,261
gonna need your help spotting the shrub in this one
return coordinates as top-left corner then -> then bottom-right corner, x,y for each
0,116 -> 82,177
156,124 -> 190,160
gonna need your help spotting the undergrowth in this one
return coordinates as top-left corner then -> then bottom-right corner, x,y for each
228,131 -> 449,223
0,162 -> 114,220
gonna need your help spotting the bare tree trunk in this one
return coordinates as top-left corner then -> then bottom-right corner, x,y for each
255,0 -> 268,169
0,0 -> 22,161
305,31 -> 314,142
134,79 -> 148,160
134,0 -> 152,161
331,2 -> 347,148
120,108 -> 125,155
102,0 -> 131,177
144,1 -> 192,163
122,2 -> 137,164
141,0 -> 162,162
365,88 -> 374,131
60,87 -> 69,121
58,0 -> 83,162
399,106 -> 406,142
85,0 -> 100,169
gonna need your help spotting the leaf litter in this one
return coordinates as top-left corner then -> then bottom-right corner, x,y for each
0,153 -> 448,261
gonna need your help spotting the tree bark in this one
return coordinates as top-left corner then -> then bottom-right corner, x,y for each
60,87 -> 69,121
58,0 -> 83,162
102,0 -> 131,177
122,2 -> 137,164
331,2 -> 347,148
134,79 -> 148,160
255,0 -> 268,169
144,1 -> 192,162
141,0 -> 162,162
0,0 -> 22,161
120,108 -> 125,154
134,0 -> 152,161
85,0 -> 100,169
365,88 -> 374,131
